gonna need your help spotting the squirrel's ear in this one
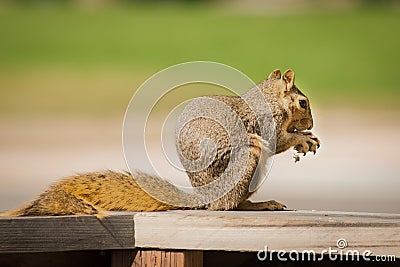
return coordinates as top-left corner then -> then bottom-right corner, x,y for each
268,69 -> 281,79
282,69 -> 295,90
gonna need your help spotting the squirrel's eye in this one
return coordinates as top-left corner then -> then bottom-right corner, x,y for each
299,99 -> 307,109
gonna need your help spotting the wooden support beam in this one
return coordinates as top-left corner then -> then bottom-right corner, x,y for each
112,250 -> 135,267
132,249 -> 203,267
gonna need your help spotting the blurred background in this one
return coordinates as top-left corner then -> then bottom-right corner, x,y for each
0,0 -> 399,213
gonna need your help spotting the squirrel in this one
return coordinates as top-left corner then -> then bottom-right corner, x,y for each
3,68 -> 320,217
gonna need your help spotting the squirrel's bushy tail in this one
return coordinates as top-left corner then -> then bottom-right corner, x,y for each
1,170 -> 202,217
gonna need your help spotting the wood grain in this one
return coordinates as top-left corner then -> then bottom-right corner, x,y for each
0,212 -> 135,253
134,210 -> 400,256
131,249 -> 203,267
111,250 -> 135,267
1,210 -> 399,258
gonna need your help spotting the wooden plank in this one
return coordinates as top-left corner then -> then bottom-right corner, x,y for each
1,210 -> 399,257
0,212 -> 136,253
131,249 -> 203,267
134,210 -> 400,256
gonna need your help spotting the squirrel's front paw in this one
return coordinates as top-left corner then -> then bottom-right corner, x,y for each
294,133 -> 320,155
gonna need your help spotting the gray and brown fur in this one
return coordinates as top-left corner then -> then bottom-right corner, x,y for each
3,69 -> 320,217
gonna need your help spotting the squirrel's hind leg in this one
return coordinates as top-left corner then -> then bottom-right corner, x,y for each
235,200 -> 286,211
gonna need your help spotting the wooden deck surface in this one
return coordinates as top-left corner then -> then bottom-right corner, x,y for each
0,212 -> 136,252
1,210 -> 399,257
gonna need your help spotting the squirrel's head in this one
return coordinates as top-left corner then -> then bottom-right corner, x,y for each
267,69 -> 313,132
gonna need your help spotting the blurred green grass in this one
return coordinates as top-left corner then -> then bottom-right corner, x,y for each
0,3 -> 399,116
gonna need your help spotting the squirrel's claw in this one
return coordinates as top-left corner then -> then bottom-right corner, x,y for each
293,132 -> 320,156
